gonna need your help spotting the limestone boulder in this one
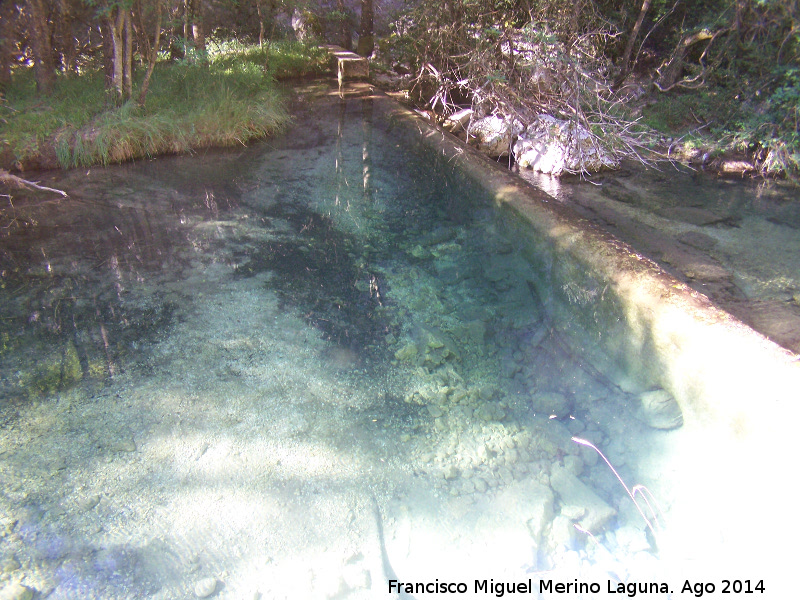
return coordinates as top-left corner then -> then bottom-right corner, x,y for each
467,115 -> 524,157
442,108 -> 474,134
513,114 -> 619,175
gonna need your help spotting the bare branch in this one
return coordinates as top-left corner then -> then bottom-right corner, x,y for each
0,169 -> 68,197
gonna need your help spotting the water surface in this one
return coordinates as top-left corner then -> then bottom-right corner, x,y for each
518,164 -> 800,353
0,87 -> 772,598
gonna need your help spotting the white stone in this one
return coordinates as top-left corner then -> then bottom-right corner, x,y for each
513,114 -> 619,175
548,515 -> 578,551
193,577 -> 218,598
0,582 -> 34,600
615,524 -> 652,553
442,108 -> 473,134
467,115 -> 524,157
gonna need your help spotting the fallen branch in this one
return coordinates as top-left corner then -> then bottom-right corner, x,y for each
0,169 -> 68,197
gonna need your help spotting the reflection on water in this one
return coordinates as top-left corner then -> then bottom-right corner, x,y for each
0,88 -> 781,598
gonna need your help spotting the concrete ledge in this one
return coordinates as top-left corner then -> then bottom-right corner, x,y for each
324,45 -> 369,86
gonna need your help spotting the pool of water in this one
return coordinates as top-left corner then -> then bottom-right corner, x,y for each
1,85 -> 796,599
518,164 -> 800,354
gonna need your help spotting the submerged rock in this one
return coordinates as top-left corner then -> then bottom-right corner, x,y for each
638,389 -> 683,430
513,115 -> 619,175
530,391 -> 571,418
193,577 -> 218,598
0,583 -> 34,600
549,465 -> 616,533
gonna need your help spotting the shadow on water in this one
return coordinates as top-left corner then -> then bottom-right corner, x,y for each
230,200 -> 395,359
0,195 -> 189,403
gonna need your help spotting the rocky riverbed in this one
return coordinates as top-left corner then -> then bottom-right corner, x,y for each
0,92 -> 712,599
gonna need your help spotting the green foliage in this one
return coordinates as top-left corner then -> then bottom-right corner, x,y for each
750,67 -> 800,172
1,40 -> 326,169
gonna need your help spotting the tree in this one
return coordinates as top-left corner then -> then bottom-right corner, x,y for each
255,0 -> 278,46
336,0 -> 352,50
0,1 -> 18,93
107,3 -> 133,102
612,0 -> 651,90
188,0 -> 205,54
356,0 -> 372,57
136,0 -> 163,105
26,0 -> 57,95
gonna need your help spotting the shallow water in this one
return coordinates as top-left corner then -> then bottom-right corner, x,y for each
0,88 -> 783,599
518,165 -> 800,354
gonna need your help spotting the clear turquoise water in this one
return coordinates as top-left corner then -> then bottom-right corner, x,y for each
1,90 -> 768,598
519,163 -> 800,353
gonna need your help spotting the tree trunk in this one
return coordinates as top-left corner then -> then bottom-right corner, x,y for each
138,1 -> 162,106
123,10 -> 132,100
337,0 -> 352,50
99,17 -> 115,96
256,0 -> 264,46
613,0 -> 651,90
54,0 -> 78,76
104,8 -> 131,104
0,0 -> 17,93
356,0 -> 373,57
183,0 -> 189,43
26,0 -> 56,95
190,0 -> 205,54
655,29 -> 716,92
112,10 -> 124,100
255,0 -> 276,47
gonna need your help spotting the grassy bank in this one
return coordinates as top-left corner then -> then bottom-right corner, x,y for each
638,71 -> 800,176
0,41 -> 328,171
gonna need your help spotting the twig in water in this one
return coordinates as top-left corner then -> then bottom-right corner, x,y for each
0,169 -> 68,197
571,436 -> 663,538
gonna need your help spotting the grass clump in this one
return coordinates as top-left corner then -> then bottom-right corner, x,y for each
1,40 -> 327,169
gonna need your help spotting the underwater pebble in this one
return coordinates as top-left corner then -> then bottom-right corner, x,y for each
111,435 -> 137,453
473,478 -> 488,493
426,405 -> 444,419
498,467 -> 514,484
0,555 -> 20,574
550,465 -> 616,532
638,389 -> 683,430
443,465 -> 459,480
615,525 -> 651,553
563,455 -> 583,476
548,515 -> 578,551
561,505 -> 587,520
79,494 -> 101,511
579,445 -> 599,467
567,418 -> 585,434
193,577 -> 218,598
530,391 -> 571,418
0,582 -> 34,600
